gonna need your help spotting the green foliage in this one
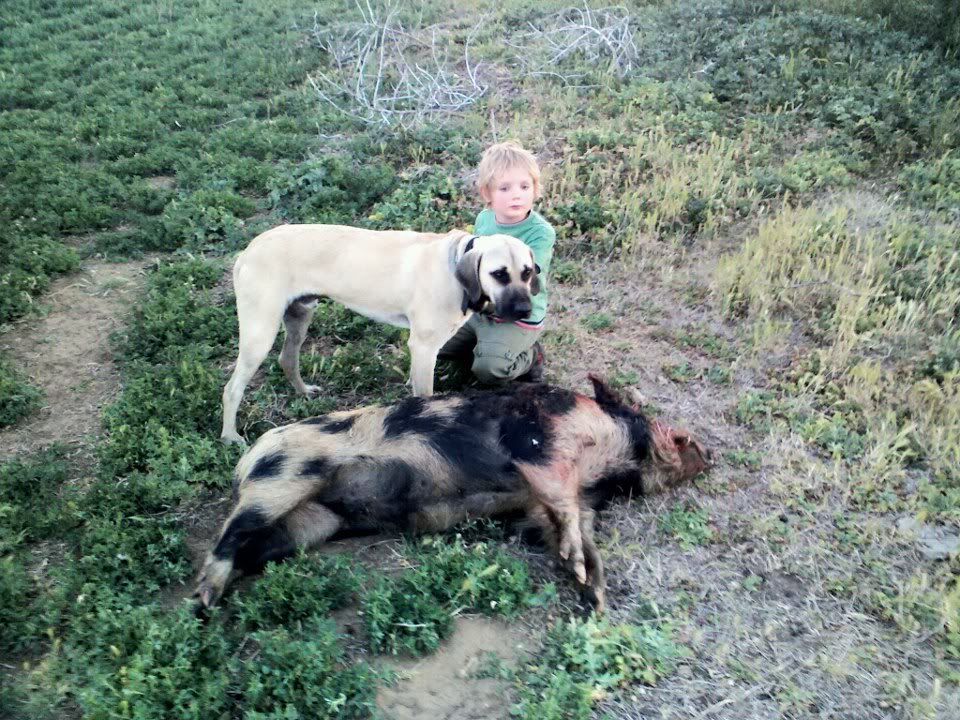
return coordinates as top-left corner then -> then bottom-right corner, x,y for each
917,330 -> 960,383
242,622 -> 378,720
351,123 -> 484,168
73,514 -> 190,592
797,411 -> 866,459
724,449 -> 762,470
512,669 -> 592,720
0,446 -> 75,550
0,230 -> 79,324
900,151 -> 960,215
158,188 -> 255,252
663,361 -> 696,383
363,574 -> 452,657
679,7 -> 960,158
550,259 -> 585,285
0,555 -> 47,653
806,0 -> 960,52
658,502 -> 714,548
616,78 -> 729,144
706,364 -> 732,385
674,326 -> 737,360
0,355 -> 42,428
234,553 -> 360,631
367,168 -> 472,232
99,352 -> 228,478
582,313 -> 614,332
0,0 -> 322,255
120,258 -> 236,364
269,155 -> 397,224
363,535 -> 535,656
749,149 -> 855,199
512,615 -> 681,718
548,194 -> 616,236
75,603 -> 234,720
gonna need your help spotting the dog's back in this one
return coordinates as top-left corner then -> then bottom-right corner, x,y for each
235,224 -> 451,295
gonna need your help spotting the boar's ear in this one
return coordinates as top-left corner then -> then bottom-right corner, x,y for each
587,373 -> 626,410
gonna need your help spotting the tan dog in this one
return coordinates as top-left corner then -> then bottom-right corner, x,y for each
220,224 -> 540,444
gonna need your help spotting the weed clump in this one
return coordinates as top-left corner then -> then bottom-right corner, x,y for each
0,446 -> 75,550
362,535 -> 536,656
234,553 -> 360,631
242,622 -> 379,720
512,615 -> 682,719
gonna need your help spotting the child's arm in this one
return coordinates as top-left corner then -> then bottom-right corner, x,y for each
527,226 -> 555,280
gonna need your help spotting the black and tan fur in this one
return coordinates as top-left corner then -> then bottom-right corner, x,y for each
197,377 -> 711,611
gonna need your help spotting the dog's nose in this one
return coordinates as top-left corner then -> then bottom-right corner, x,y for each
513,299 -> 532,317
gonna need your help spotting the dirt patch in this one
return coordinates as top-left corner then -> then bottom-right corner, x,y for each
0,260 -> 146,463
377,616 -> 526,720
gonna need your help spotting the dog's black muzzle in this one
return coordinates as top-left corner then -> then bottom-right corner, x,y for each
495,290 -> 533,322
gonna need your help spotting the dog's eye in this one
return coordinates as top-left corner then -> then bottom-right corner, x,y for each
521,267 -> 532,282
490,268 -> 510,284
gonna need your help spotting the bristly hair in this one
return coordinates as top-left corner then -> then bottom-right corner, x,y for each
587,373 -> 628,411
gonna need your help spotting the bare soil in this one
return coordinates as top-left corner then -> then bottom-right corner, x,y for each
377,616 -> 526,720
0,260 -> 145,465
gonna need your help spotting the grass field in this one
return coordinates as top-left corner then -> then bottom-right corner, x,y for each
1,0 -> 959,717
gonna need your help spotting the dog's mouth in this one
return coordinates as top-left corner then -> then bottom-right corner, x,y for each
496,304 -> 532,321
494,292 -> 533,321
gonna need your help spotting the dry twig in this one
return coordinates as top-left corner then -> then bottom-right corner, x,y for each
306,0 -> 488,129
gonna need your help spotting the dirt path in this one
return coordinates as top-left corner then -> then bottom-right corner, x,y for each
0,260 -> 145,463
377,616 -> 525,720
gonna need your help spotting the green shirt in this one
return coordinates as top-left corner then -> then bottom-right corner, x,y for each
473,208 -> 555,324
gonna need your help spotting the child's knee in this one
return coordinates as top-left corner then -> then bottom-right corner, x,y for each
471,346 -> 521,383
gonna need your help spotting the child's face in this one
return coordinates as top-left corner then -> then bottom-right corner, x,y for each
484,166 -> 536,224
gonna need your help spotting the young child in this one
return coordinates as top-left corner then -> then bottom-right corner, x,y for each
441,140 -> 556,383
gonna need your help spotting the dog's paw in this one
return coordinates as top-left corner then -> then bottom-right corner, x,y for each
220,432 -> 246,446
302,384 -> 322,397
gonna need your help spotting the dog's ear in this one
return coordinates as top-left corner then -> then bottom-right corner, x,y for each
587,373 -> 626,409
456,250 -> 484,311
530,261 -> 542,295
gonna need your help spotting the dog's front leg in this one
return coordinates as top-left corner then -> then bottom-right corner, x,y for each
408,328 -> 449,397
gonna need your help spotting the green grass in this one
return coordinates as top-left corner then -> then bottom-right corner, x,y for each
658,502 -> 714,549
511,615 -> 683,719
362,534 -> 539,656
0,355 -> 43,428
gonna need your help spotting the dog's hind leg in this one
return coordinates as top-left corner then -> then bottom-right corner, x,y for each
279,299 -> 319,397
221,297 -> 285,444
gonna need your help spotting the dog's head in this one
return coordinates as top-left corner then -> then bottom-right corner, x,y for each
456,234 -> 541,321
